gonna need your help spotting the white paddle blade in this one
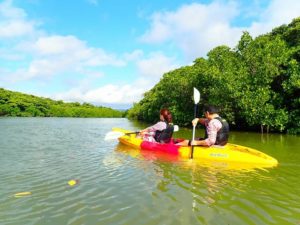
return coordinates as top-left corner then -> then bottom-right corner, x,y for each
104,131 -> 125,140
173,125 -> 179,132
193,87 -> 200,104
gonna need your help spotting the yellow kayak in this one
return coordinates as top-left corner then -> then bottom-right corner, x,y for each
113,128 -> 278,167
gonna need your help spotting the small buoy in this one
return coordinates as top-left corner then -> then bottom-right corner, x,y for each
14,192 -> 32,197
68,179 -> 79,186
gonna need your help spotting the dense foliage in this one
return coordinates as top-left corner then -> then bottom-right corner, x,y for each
0,88 -> 124,118
128,18 -> 300,134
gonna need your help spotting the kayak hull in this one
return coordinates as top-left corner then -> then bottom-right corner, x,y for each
113,128 -> 278,167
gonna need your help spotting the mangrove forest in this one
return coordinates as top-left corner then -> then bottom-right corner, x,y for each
0,88 -> 123,118
128,17 -> 300,134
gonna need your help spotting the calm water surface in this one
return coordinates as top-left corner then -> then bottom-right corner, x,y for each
0,118 -> 299,225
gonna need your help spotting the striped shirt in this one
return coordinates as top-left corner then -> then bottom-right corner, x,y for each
204,118 -> 222,146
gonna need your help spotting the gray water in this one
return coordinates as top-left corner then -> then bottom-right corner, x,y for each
0,118 -> 299,225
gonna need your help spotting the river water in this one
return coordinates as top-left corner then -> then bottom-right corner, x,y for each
0,118 -> 299,225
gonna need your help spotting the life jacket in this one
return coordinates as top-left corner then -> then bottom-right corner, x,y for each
154,122 -> 174,143
204,117 -> 229,146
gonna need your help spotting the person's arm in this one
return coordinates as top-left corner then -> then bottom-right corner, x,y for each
192,119 -> 222,146
140,125 -> 152,135
192,118 -> 207,126
139,128 -> 148,135
198,118 -> 207,125
140,121 -> 166,134
191,139 -> 209,146
140,126 -> 152,135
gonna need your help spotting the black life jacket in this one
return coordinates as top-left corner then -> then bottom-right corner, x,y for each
154,122 -> 174,143
204,117 -> 229,146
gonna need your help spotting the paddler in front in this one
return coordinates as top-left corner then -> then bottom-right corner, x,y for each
178,105 -> 229,146
139,108 -> 174,143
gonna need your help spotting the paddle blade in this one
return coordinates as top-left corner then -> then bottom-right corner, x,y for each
104,131 -> 125,140
193,87 -> 200,104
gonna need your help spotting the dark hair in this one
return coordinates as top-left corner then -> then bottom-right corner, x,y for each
160,108 -> 172,123
204,105 -> 219,114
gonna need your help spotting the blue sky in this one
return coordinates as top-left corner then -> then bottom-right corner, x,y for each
0,0 -> 299,109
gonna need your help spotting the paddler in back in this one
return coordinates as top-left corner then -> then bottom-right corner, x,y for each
178,105 -> 229,146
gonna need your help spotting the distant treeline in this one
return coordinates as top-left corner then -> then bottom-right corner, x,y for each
127,17 -> 300,134
0,88 -> 124,118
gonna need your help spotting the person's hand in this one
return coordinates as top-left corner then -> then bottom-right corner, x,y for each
192,118 -> 199,126
139,130 -> 148,137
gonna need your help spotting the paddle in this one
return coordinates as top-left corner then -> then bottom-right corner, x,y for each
191,87 -> 200,159
104,125 -> 179,141
104,131 -> 138,140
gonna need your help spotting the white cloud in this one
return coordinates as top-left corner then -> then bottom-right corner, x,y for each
52,84 -> 145,105
248,0 -> 300,36
264,0 -> 300,24
28,35 -> 125,67
0,20 -> 35,38
137,52 -> 179,79
10,35 -> 126,81
81,70 -> 105,78
0,0 -> 37,38
123,50 -> 144,61
34,35 -> 84,55
140,1 -> 241,59
140,0 -> 300,60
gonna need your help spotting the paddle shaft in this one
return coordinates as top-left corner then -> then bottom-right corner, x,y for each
125,131 -> 139,135
191,104 -> 198,159
115,131 -> 139,136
